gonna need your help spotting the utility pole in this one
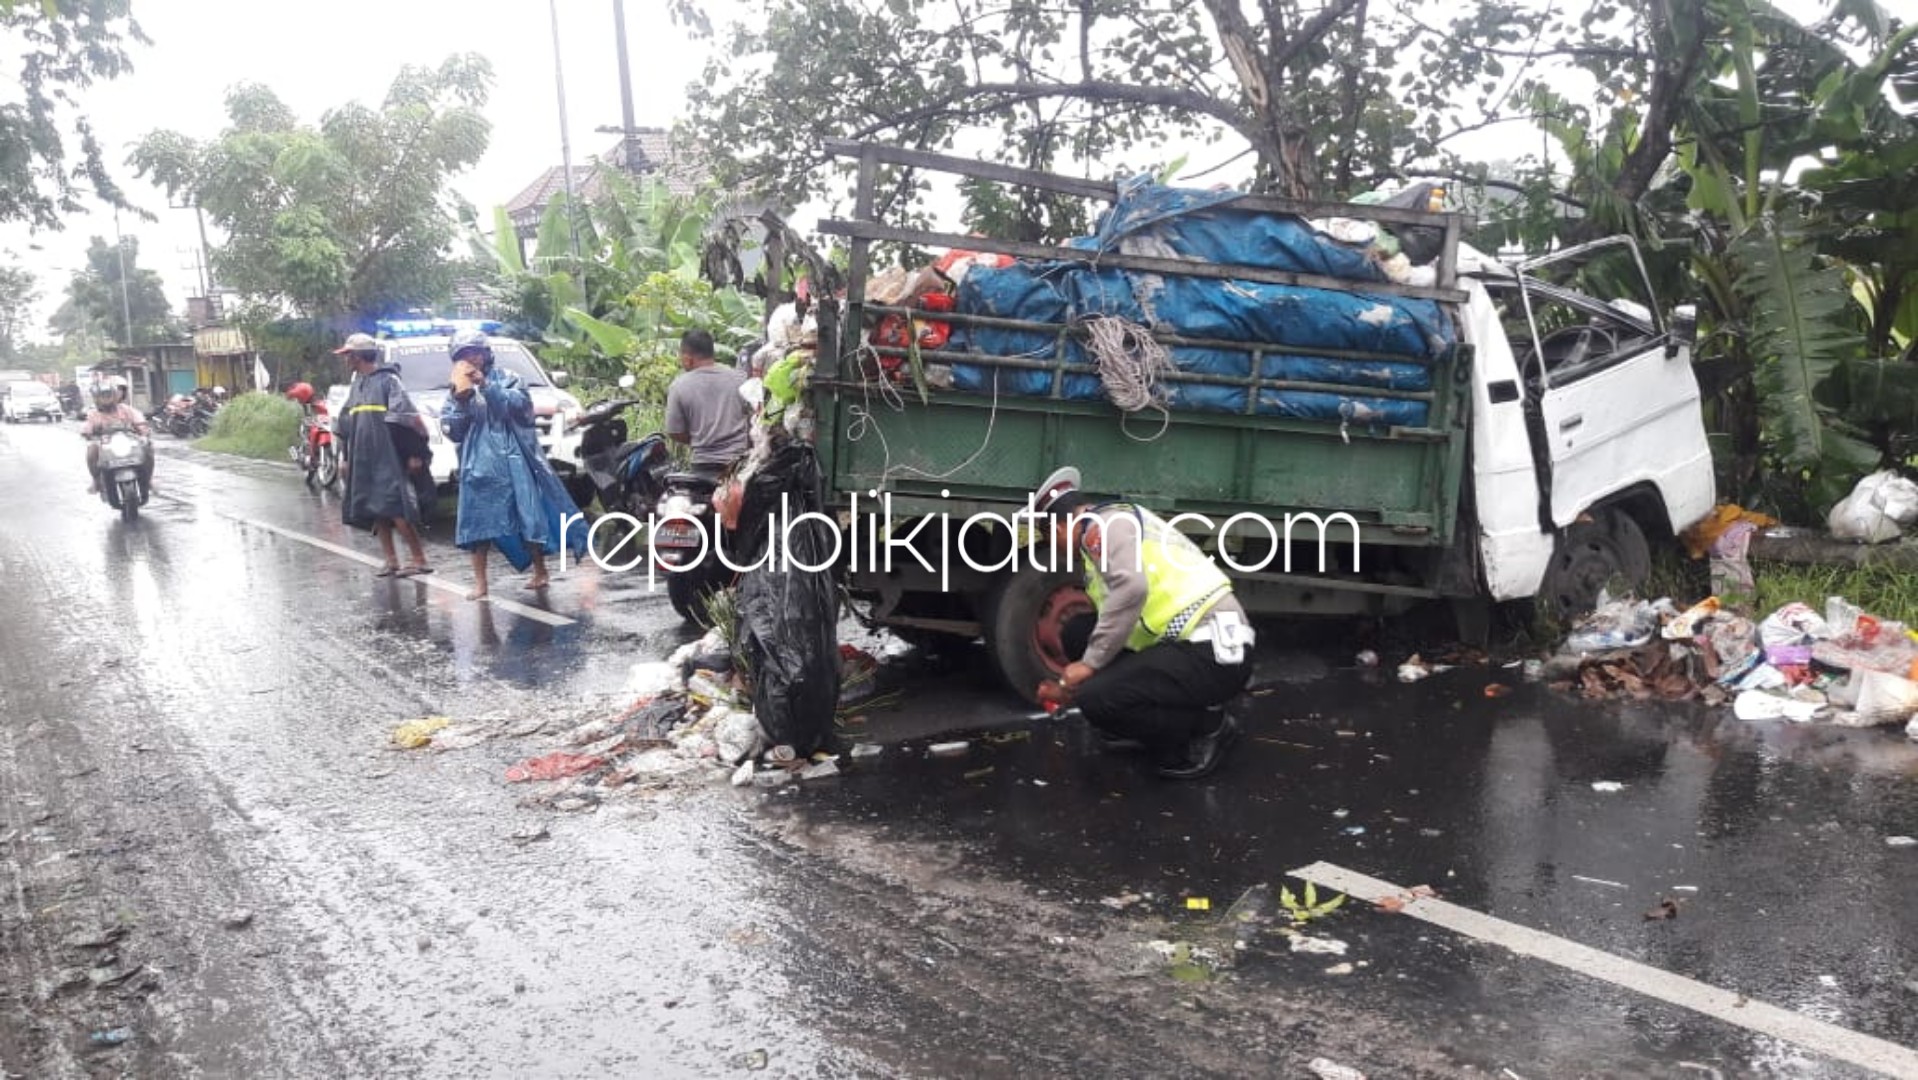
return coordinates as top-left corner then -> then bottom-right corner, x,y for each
112,210 -> 133,348
548,0 -> 583,265
613,0 -> 639,170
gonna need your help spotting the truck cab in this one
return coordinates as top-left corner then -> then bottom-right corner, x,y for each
1456,238 -> 1713,613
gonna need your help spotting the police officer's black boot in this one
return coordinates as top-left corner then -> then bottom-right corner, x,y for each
1155,704 -> 1241,780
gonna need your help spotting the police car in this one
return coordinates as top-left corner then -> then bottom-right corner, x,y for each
366,319 -> 587,486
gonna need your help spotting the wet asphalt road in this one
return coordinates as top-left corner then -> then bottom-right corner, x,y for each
2,420 -> 1917,1079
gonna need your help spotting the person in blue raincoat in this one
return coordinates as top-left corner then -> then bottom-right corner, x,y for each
439,329 -> 587,600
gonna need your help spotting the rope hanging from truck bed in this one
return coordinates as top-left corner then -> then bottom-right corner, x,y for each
1081,316 -> 1173,442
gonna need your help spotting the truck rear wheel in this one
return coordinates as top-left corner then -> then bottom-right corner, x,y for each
1538,509 -> 1650,620
984,570 -> 1094,705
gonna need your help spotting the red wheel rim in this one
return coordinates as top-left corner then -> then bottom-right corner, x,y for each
1031,583 -> 1093,676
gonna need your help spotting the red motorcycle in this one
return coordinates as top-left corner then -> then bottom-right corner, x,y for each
284,383 -> 339,490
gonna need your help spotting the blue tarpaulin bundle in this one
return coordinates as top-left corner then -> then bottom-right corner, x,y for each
944,176 -> 1452,429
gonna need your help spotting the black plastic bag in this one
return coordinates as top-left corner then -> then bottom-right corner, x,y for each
1376,181 -> 1446,266
734,440 -> 839,756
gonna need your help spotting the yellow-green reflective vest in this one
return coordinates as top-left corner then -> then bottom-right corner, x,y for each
1079,504 -> 1232,653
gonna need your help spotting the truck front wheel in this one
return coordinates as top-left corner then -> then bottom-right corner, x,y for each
1538,509 -> 1651,620
984,570 -> 1095,704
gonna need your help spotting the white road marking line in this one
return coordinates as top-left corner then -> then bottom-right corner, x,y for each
147,493 -> 576,628
1291,861 -> 1918,1079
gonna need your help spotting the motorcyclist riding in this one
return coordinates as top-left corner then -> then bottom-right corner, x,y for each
82,379 -> 153,494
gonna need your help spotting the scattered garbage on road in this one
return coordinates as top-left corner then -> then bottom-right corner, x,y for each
1525,587 -> 1918,732
87,1028 -> 133,1050
398,623 -> 903,812
390,715 -> 450,749
1307,1057 -> 1368,1080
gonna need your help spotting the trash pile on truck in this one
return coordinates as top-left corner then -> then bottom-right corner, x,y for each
845,175 -> 1462,435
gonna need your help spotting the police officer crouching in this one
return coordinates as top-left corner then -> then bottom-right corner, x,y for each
1030,466 -> 1255,780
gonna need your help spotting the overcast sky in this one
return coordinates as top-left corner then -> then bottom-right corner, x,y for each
1,0 -> 717,340
3,0 -> 1867,342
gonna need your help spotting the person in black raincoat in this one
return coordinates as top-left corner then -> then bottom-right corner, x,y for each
440,329 -> 586,600
335,333 -> 433,577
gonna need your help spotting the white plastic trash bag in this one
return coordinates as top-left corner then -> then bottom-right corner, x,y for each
1848,669 -> 1918,727
626,661 -> 681,697
1828,470 -> 1918,544
1733,691 -> 1823,723
1759,603 -> 1830,648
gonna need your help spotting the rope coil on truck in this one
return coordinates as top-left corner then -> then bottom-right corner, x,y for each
1080,315 -> 1174,443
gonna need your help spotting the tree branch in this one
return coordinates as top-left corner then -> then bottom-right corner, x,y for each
1270,0 -> 1364,73
1198,0 -> 1273,111
1390,4 -> 1645,62
1613,3 -> 1708,201
841,79 -> 1258,152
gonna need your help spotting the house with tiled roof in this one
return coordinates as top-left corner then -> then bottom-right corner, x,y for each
502,129 -> 708,241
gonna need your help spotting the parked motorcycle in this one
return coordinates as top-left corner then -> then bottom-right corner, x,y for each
158,394 -> 196,438
93,426 -> 151,521
186,388 -> 223,438
284,383 -> 339,489
563,376 -> 672,516
651,470 -> 741,626
556,375 -> 733,625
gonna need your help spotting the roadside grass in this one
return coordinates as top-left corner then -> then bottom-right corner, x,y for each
1749,561 -> 1918,627
628,402 -> 665,440
197,392 -> 301,461
1647,540 -> 1918,624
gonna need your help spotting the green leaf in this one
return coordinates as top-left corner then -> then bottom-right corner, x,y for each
491,205 -> 526,275
1736,208 -> 1870,468
562,306 -> 639,359
536,193 -> 576,263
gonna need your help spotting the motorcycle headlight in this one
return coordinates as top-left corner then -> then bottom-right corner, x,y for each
106,433 -> 136,455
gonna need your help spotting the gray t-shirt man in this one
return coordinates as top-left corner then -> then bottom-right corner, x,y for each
665,363 -> 750,467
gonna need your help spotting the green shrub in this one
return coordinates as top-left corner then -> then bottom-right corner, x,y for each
198,391 -> 301,461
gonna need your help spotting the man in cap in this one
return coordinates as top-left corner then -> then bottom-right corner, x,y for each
1030,466 -> 1254,780
334,332 -> 432,577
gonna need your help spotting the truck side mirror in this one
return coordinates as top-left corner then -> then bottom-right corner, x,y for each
1667,304 -> 1698,360
550,370 -> 571,389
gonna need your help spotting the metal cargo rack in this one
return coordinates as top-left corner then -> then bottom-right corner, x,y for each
811,139 -> 1475,564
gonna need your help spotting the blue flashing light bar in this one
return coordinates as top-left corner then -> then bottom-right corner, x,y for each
375,318 -> 504,339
